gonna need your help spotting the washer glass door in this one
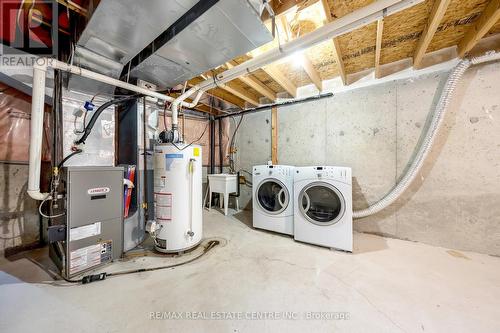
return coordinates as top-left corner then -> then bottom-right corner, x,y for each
299,182 -> 345,225
256,179 -> 289,215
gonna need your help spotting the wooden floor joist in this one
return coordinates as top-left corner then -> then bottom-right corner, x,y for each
188,80 -> 246,109
218,82 -> 260,107
262,65 -> 297,97
262,0 -> 319,21
413,0 -> 452,69
226,61 -> 276,101
320,0 -> 347,85
457,0 -> 500,57
280,16 -> 322,91
205,73 -> 260,106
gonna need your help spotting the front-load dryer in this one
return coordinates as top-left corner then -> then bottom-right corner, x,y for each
293,166 -> 352,252
252,165 -> 294,235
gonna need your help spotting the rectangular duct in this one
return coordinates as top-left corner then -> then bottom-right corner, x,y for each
69,0 -> 273,93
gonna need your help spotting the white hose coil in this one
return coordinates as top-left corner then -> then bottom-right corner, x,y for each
354,52 -> 500,219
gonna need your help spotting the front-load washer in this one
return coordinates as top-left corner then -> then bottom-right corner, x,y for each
293,166 -> 352,252
252,165 -> 294,235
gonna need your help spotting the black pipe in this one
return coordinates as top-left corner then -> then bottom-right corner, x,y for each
216,93 -> 334,119
57,149 -> 83,169
218,118 -> 223,173
142,97 -> 149,221
209,116 -> 216,174
75,95 -> 141,145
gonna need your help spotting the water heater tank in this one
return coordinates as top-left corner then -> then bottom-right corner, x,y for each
153,143 -> 202,252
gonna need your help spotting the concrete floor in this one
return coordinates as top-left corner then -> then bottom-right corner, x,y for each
1,209 -> 500,333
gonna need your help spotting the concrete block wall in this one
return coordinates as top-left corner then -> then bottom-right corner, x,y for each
235,61 -> 500,256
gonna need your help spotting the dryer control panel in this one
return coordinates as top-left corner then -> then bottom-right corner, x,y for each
253,165 -> 294,178
296,166 -> 351,184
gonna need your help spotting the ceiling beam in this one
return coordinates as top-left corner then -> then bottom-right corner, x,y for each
219,82 -> 260,106
205,74 -> 260,106
375,19 -> 384,78
169,93 -> 219,115
280,16 -> 322,91
226,61 -> 277,101
262,0 -> 319,21
189,79 -> 246,109
247,42 -> 297,96
262,65 -> 297,97
301,57 -> 323,90
320,0 -> 347,85
413,0 -> 452,69
457,0 -> 500,57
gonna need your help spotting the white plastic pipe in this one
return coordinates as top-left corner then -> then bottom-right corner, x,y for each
27,58 -> 203,200
353,51 -> 500,219
170,0 -> 423,107
28,65 -> 50,200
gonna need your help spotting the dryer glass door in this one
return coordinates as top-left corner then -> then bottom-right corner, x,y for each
256,179 -> 289,215
299,182 -> 345,226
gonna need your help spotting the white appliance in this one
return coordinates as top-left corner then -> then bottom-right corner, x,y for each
252,165 -> 294,235
153,143 -> 202,253
293,166 -> 352,252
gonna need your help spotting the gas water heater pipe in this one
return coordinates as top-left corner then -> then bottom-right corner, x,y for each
353,51 -> 500,219
169,0 -> 423,112
27,59 -> 203,201
171,90 -> 203,142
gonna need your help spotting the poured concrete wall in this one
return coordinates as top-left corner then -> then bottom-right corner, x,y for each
0,164 -> 41,253
234,110 -> 272,209
236,61 -> 500,255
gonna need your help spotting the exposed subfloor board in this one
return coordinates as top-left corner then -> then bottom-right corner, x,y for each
1,210 -> 500,332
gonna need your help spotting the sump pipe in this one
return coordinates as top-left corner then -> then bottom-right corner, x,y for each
27,59 -> 203,200
353,51 -> 500,219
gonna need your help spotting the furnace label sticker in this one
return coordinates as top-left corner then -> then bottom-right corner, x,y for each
69,244 -> 101,275
69,241 -> 113,276
193,147 -> 200,157
70,222 -> 101,241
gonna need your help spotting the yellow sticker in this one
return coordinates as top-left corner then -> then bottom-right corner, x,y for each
193,147 -> 200,157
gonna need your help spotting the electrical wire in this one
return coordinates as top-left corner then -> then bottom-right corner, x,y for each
228,115 -> 244,173
48,240 -> 220,285
171,121 -> 209,151
170,91 -> 212,151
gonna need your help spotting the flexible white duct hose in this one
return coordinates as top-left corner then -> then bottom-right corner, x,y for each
354,51 -> 500,219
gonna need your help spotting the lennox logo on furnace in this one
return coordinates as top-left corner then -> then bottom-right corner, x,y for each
87,187 -> 110,195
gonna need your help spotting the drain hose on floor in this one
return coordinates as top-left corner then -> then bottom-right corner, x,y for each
353,51 -> 500,219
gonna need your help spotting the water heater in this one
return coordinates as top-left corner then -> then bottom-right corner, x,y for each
153,143 -> 202,252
